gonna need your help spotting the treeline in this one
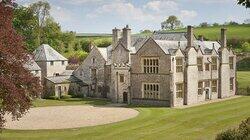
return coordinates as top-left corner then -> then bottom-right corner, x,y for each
13,1 -> 75,53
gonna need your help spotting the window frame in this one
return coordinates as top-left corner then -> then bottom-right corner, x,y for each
176,83 -> 184,98
230,77 -> 234,91
142,57 -> 159,74
142,83 -> 160,100
176,57 -> 183,73
211,57 -> 217,70
197,57 -> 203,71
229,57 -> 234,69
120,74 -> 124,83
198,81 -> 203,95
212,80 -> 217,92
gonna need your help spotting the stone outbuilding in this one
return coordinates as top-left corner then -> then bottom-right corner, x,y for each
45,70 -> 87,98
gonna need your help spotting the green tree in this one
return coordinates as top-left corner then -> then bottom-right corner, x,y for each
161,15 -> 181,30
237,0 -> 250,8
140,29 -> 152,34
199,22 -> 210,27
13,6 -> 39,51
30,1 -> 51,45
42,18 -> 62,52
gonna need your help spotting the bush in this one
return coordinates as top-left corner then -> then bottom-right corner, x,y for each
242,42 -> 250,52
216,117 -> 250,140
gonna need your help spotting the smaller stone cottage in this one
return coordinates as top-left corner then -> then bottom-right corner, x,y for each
45,70 -> 87,98
33,44 -> 86,98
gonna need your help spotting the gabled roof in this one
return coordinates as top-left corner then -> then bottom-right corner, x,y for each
24,55 -> 41,71
97,47 -> 108,61
24,59 -> 41,71
152,31 -> 196,41
33,44 -> 68,61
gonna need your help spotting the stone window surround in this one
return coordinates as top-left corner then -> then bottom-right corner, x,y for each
141,57 -> 159,74
197,57 -> 203,71
120,74 -> 124,83
176,57 -> 184,73
230,77 -> 234,91
211,80 -> 217,92
198,81 -> 203,95
229,56 -> 234,69
142,83 -> 160,100
205,63 -> 210,71
176,82 -> 184,98
211,57 -> 217,70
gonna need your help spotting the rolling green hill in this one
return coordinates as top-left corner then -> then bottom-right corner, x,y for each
170,24 -> 250,41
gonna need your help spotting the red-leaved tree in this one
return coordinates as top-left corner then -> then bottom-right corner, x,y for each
0,0 -> 41,128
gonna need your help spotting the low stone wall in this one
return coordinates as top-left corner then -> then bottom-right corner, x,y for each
131,98 -> 170,107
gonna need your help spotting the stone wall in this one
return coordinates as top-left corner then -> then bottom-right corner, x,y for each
130,38 -> 172,103
73,47 -> 106,98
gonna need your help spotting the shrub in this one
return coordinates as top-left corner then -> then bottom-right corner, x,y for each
242,42 -> 250,52
216,117 -> 250,140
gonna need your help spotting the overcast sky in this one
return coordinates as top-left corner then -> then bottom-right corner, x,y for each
17,0 -> 249,33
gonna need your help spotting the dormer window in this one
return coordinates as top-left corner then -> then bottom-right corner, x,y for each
62,61 -> 65,65
50,61 -> 54,66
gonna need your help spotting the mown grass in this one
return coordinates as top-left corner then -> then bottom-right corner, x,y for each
237,71 -> 250,89
1,96 -> 250,140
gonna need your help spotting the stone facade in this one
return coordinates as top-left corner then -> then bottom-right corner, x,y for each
33,44 -> 85,98
74,25 -> 236,107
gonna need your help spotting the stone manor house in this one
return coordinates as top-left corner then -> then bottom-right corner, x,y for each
27,25 -> 236,107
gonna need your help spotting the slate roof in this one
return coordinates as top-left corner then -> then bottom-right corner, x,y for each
152,31 -> 195,41
97,32 -> 221,63
45,75 -> 84,84
97,47 -> 108,61
24,56 -> 41,71
154,40 -> 220,55
33,44 -> 68,61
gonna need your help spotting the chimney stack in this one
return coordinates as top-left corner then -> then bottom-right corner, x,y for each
221,28 -> 227,48
122,25 -> 131,48
112,27 -> 121,49
187,25 -> 194,47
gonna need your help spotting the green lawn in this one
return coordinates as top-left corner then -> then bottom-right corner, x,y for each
237,71 -> 250,89
171,24 -> 250,40
1,96 -> 250,140
32,97 -> 110,107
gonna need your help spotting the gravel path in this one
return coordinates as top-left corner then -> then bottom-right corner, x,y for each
4,105 -> 139,130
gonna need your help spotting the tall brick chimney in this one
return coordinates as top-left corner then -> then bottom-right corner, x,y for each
112,27 -> 121,49
221,28 -> 227,48
122,25 -> 131,48
187,25 -> 194,47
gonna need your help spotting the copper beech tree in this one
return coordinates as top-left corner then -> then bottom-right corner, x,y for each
0,0 -> 41,128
